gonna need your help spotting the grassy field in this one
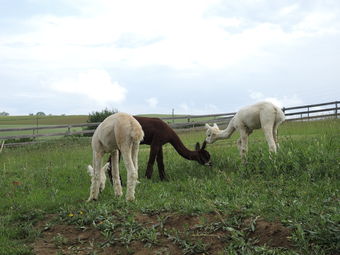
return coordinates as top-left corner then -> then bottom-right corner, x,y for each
0,113 -> 223,128
0,115 -> 89,126
0,114 -> 202,126
0,119 -> 339,254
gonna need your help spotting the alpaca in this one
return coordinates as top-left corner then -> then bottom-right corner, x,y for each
205,101 -> 285,157
87,163 -> 110,192
105,116 -> 211,181
87,112 -> 144,202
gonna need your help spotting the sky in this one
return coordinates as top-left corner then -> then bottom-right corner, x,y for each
0,0 -> 339,116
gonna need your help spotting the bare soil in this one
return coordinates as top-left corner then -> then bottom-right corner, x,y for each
33,212 -> 292,255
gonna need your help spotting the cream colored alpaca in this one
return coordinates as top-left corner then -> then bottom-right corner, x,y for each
87,163 -> 110,193
87,112 -> 144,202
205,102 -> 285,157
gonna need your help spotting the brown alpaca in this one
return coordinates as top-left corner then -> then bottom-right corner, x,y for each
107,116 -> 211,181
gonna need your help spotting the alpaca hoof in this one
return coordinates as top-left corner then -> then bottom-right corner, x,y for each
115,191 -> 123,197
86,197 -> 97,202
126,196 -> 135,201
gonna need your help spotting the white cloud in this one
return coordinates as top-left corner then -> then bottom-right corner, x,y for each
146,97 -> 158,108
177,102 -> 220,115
180,103 -> 190,114
50,69 -> 127,105
279,4 -> 299,16
1,1 -> 340,116
1,0 -> 339,71
249,91 -> 265,100
294,12 -> 339,36
248,90 -> 303,108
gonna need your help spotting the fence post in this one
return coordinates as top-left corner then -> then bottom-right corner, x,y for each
172,109 -> 175,124
336,102 -> 338,119
36,116 -> 39,137
307,106 -> 310,120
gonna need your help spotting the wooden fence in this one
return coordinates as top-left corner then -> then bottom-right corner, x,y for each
0,100 -> 339,147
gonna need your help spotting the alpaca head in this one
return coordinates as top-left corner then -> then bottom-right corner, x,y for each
194,141 -> 212,166
205,123 -> 220,144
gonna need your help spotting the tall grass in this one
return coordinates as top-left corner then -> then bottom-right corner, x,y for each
0,119 -> 339,254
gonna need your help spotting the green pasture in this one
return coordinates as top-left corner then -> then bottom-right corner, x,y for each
0,114 -> 222,144
0,115 -> 89,126
0,119 -> 339,254
0,113 -> 223,127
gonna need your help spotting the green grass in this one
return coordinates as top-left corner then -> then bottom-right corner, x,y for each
0,125 -> 83,138
0,115 -> 89,126
0,119 -> 339,254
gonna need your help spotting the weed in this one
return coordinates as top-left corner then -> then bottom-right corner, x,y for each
52,233 -> 68,247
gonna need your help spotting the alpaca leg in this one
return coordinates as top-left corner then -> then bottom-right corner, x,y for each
111,150 -> 123,197
99,163 -> 107,193
237,138 -> 242,152
145,143 -> 160,179
263,125 -> 277,153
121,147 -> 138,201
107,155 -> 113,186
260,111 -> 277,153
273,121 -> 281,150
156,147 -> 166,181
87,151 -> 103,202
131,141 -> 139,170
238,129 -> 249,158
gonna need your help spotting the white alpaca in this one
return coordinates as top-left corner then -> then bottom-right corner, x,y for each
87,112 -> 144,202
205,102 -> 285,157
87,163 -> 110,192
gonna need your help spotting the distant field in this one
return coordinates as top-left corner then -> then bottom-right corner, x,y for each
0,114 -> 224,128
0,115 -> 89,126
0,114 -> 204,143
0,125 -> 83,140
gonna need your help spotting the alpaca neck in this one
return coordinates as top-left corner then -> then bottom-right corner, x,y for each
218,118 -> 236,139
169,132 -> 197,161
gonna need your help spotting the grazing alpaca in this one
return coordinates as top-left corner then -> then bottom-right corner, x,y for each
205,101 -> 285,157
106,116 -> 211,181
87,112 -> 144,202
87,163 -> 110,191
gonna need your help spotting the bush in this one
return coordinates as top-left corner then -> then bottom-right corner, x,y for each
87,108 -> 118,123
83,108 -> 118,136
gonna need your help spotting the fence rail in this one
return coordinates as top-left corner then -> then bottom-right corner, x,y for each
1,100 -> 339,147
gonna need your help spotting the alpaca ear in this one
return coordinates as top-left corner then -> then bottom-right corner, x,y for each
205,123 -> 211,129
201,140 -> 207,150
102,162 -> 110,171
213,123 -> 218,128
195,142 -> 200,151
87,165 -> 94,176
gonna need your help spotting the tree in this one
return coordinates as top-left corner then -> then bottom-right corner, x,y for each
88,108 -> 118,123
0,112 -> 9,116
84,108 -> 118,136
36,112 -> 46,116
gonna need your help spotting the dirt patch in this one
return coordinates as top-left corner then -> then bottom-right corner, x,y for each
33,213 -> 292,255
246,218 -> 293,248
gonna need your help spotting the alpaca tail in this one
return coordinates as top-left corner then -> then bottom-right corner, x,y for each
276,106 -> 286,124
